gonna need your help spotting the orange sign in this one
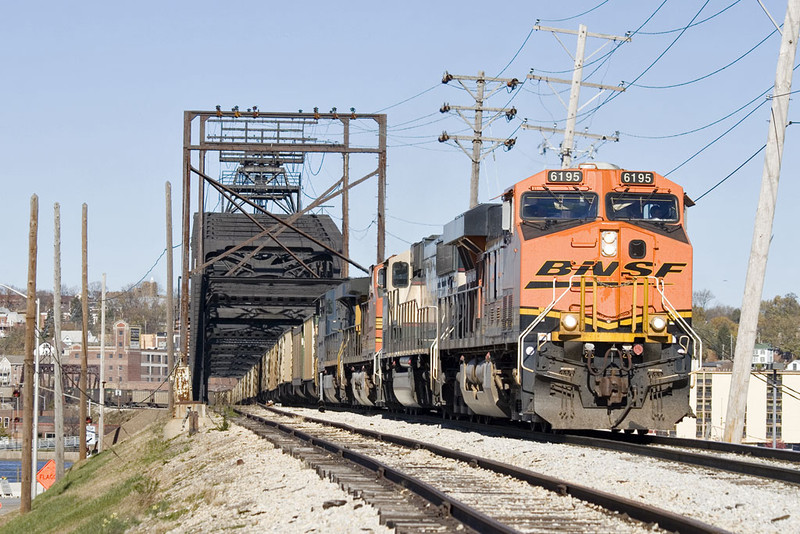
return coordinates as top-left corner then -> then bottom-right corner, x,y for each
36,459 -> 56,490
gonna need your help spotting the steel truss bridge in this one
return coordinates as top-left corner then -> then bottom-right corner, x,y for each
181,109 -> 387,400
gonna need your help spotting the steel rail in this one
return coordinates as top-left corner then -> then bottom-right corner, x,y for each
236,408 -> 515,534
369,408 -> 800,485
570,429 -> 800,463
553,432 -> 800,485
256,404 -> 729,534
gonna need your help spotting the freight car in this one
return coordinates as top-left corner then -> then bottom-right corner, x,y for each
101,388 -> 169,408
233,163 -> 701,431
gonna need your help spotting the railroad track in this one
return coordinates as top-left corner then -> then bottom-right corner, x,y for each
235,405 -> 727,534
345,407 -> 800,486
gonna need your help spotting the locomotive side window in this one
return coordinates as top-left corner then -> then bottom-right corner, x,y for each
606,193 -> 679,222
392,262 -> 410,288
377,267 -> 386,289
520,192 -> 598,220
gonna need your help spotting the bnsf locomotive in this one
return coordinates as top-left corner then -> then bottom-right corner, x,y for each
232,163 -> 701,431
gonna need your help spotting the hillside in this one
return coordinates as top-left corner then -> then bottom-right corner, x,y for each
0,410 -> 389,533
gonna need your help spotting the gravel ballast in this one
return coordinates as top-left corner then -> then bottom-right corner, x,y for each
275,406 -> 800,534
132,421 -> 392,533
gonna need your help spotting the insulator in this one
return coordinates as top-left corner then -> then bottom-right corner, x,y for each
438,131 -> 450,143
507,78 -> 519,89
442,71 -> 453,84
331,106 -> 338,118
504,138 -> 516,150
505,107 -> 517,120
215,105 -> 222,117
439,103 -> 450,113
350,107 -> 356,119
313,107 -> 320,120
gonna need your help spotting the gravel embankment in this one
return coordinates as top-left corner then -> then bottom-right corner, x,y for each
132,420 -> 392,534
273,406 -> 800,534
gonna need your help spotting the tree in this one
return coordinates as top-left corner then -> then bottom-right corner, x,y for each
41,307 -> 54,342
0,324 -> 26,355
758,293 -> 800,357
108,282 -> 166,335
693,289 -> 714,310
69,296 -> 83,329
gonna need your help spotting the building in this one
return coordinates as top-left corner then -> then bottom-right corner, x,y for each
676,367 -> 800,447
752,343 -> 778,367
0,307 -> 25,336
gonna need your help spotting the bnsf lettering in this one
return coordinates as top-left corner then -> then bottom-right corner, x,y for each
533,260 -> 687,278
536,260 -> 572,276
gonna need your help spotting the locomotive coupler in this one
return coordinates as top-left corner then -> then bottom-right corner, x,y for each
595,368 -> 629,405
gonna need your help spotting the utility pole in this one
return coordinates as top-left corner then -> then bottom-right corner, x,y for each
166,181 -> 175,413
21,195 -> 38,514
32,296 -> 40,498
439,70 -> 520,208
342,119 -> 350,278
80,204 -> 88,461
99,273 -> 106,452
522,24 -> 629,168
724,0 -> 800,444
53,203 -> 65,481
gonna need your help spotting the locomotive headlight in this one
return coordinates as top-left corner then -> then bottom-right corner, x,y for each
561,313 -> 579,331
601,231 -> 618,257
649,315 -> 667,332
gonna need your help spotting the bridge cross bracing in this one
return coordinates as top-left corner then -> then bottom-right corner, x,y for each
180,109 -> 387,400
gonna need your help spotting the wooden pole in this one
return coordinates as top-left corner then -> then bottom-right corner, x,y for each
53,203 -> 65,480
342,118 -> 350,278
377,115 -> 387,264
79,203 -> 88,460
166,181 -> 175,413
99,273 -> 106,451
724,0 -> 800,443
21,194 -> 38,513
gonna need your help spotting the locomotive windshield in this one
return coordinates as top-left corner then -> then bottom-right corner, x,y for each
606,193 -> 679,222
520,191 -> 598,220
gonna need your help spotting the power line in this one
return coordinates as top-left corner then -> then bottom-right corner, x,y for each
496,27 -> 535,77
630,26 -> 779,89
665,97 -> 769,176
693,144 -> 766,202
388,215 -> 443,227
537,0 -> 612,23
624,87 -> 772,139
638,0 -> 744,35
624,1 -> 712,93
575,0 -> 698,123
371,84 -> 440,113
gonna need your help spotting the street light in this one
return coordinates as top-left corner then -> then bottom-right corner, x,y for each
0,283 -> 41,499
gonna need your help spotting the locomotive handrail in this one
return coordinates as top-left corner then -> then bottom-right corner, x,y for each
516,275 -> 579,384
372,349 -> 383,403
651,276 -> 704,374
420,305 -> 440,392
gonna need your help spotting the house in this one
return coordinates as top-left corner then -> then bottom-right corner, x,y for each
752,343 -> 778,367
0,307 -> 25,337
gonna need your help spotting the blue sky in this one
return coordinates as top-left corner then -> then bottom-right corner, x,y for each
0,0 -> 797,308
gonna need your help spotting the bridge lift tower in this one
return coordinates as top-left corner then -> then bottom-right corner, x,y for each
180,109 -> 387,401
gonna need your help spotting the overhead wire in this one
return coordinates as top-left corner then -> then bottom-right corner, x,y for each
693,144 -> 766,202
630,26 -> 779,90
371,84 -> 440,114
495,27 -> 535,77
638,0 -> 743,35
665,97 -> 769,176
537,0 -> 612,23
573,0 -> 696,124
